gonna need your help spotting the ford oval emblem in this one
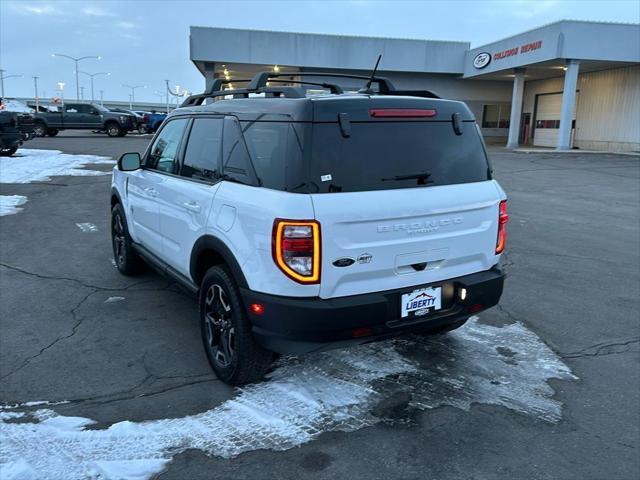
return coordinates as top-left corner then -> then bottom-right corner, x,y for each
333,257 -> 355,267
473,52 -> 492,69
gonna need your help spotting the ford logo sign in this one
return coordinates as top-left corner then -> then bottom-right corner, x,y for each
473,52 -> 492,69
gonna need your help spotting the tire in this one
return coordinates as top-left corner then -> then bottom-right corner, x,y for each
0,147 -> 18,157
111,203 -> 144,276
117,130 -> 127,137
33,122 -> 47,137
46,128 -> 59,137
138,125 -> 148,134
105,122 -> 122,137
200,266 -> 274,385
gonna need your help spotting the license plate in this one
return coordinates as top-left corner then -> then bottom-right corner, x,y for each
401,287 -> 442,318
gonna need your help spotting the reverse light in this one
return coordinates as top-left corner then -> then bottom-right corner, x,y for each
495,200 -> 509,254
459,287 -> 468,301
272,219 -> 321,284
369,108 -> 437,118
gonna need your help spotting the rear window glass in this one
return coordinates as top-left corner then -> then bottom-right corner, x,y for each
308,121 -> 490,193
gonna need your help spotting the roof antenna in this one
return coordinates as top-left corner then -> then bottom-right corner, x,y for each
358,54 -> 382,94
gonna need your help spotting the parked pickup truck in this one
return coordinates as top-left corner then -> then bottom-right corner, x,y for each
139,111 -> 167,133
0,98 -> 35,156
32,102 -> 136,137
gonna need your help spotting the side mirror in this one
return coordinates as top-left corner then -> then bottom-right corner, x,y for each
118,152 -> 141,171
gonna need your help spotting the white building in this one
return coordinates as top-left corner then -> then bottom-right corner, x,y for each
190,20 -> 640,152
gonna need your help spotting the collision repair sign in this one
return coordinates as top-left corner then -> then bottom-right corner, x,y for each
493,40 -> 543,61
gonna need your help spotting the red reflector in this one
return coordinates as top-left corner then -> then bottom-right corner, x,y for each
351,327 -> 373,338
369,108 -> 437,118
495,200 -> 508,254
250,303 -> 265,315
468,303 -> 485,313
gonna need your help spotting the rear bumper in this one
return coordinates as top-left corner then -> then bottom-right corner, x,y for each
240,267 -> 505,355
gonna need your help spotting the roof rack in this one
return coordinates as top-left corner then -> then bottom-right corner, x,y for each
180,70 -> 439,107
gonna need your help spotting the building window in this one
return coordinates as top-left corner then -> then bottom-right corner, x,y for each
482,104 -> 511,128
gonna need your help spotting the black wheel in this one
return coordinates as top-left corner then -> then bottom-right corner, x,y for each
200,266 -> 274,385
138,125 -> 149,134
117,130 -> 127,137
0,147 -> 18,156
111,203 -> 144,275
105,122 -> 122,137
33,122 -> 47,137
46,128 -> 59,137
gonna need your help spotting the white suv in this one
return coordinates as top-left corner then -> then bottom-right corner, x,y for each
110,72 -> 508,385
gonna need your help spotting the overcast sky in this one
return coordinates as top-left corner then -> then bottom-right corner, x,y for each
2,0 -> 639,103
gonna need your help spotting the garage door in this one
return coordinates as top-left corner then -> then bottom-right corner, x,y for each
533,93 -> 578,147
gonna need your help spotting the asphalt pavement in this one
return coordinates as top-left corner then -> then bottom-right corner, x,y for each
0,130 -> 638,479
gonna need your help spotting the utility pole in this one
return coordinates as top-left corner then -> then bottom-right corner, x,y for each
52,53 -> 101,101
33,76 -> 40,112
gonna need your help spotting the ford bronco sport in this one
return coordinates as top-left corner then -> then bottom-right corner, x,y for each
110,71 -> 507,385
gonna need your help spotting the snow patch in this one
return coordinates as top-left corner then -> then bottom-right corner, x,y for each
105,296 -> 125,303
76,222 -> 98,232
0,149 -> 114,184
0,196 -> 27,216
0,318 -> 575,480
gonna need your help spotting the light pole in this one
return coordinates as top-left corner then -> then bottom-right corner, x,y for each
99,90 -> 104,106
79,71 -> 109,103
80,86 -> 85,101
0,70 -> 23,97
122,84 -> 146,109
52,53 -> 101,101
33,76 -> 40,112
165,80 -> 185,112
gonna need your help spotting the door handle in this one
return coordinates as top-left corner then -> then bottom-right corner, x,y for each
183,201 -> 201,213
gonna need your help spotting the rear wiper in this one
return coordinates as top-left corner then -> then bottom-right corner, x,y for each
381,171 -> 433,185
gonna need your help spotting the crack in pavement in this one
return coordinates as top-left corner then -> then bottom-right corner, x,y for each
0,262 -> 154,292
0,290 -> 98,381
561,338 -> 640,359
0,264 -> 190,381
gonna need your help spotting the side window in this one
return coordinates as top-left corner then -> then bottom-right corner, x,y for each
65,104 -> 79,113
242,121 -> 293,190
181,118 -> 223,181
222,117 -> 257,185
146,118 -> 189,174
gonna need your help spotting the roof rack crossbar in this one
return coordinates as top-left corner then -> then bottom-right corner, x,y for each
247,71 -> 398,94
180,86 -> 306,107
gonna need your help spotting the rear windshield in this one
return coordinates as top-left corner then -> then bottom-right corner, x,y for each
307,121 -> 490,193
236,120 -> 490,193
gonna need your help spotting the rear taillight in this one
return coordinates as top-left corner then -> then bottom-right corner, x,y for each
272,219 -> 321,284
143,114 -> 148,122
495,200 -> 508,254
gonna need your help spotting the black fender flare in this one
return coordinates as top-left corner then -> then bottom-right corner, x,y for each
103,119 -> 122,129
190,235 -> 248,289
33,118 -> 48,128
110,187 -> 123,207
